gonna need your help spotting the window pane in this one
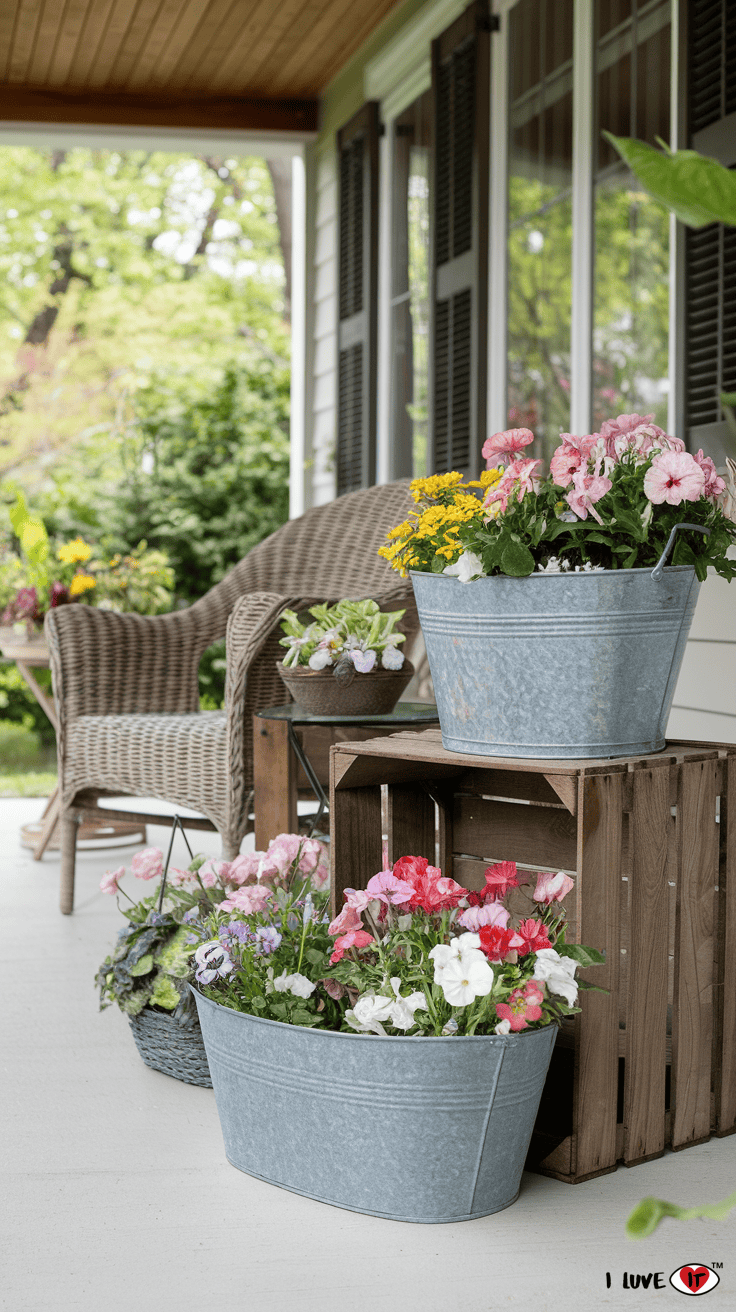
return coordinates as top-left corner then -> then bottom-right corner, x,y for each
390,91 -> 432,478
507,0 -> 574,459
593,0 -> 671,431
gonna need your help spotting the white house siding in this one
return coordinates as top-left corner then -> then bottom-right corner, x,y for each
667,571 -> 736,744
307,142 -> 338,508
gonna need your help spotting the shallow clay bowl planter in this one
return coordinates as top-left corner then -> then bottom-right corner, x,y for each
276,659 -> 414,717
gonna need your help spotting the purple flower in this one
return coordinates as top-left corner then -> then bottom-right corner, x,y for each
182,908 -> 200,924
194,941 -> 234,984
15,587 -> 39,618
254,925 -> 282,955
50,581 -> 70,607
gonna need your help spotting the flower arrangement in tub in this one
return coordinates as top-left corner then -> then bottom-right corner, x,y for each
184,853 -> 603,1037
379,414 -> 736,582
279,598 -> 407,677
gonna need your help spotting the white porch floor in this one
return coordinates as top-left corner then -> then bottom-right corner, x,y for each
2,795 -> 735,1312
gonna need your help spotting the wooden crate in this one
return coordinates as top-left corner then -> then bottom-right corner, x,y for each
329,729 -> 736,1184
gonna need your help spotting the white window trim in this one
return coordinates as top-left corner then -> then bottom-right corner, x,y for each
364,0 -> 467,116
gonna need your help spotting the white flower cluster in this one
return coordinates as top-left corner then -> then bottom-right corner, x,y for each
531,949 -> 578,1006
345,979 -> 428,1036
537,557 -> 604,574
272,970 -> 316,999
429,932 -> 494,1006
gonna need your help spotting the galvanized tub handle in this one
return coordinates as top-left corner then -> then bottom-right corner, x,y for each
651,522 -> 711,580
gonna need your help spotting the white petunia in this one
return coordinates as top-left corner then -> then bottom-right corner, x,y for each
532,948 -> 579,1006
443,551 -> 484,584
388,978 -> 428,1030
437,950 -> 494,1006
273,970 -> 316,998
308,648 -> 333,670
346,991 -> 394,1035
494,1018 -> 512,1035
381,645 -> 405,670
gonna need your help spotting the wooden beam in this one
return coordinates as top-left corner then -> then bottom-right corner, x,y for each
0,85 -> 318,133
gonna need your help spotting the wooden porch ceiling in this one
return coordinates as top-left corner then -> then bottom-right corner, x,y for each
0,0 -> 401,135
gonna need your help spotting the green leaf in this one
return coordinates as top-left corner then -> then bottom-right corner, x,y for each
149,974 -> 180,1010
603,132 -> 736,229
499,539 -> 535,577
128,953 -> 154,976
556,943 -> 606,968
627,1190 -> 736,1239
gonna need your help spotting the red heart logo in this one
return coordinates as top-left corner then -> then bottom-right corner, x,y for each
679,1267 -> 710,1292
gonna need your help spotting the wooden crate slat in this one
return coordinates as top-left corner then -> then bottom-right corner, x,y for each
453,794 -> 577,870
387,783 -> 436,867
624,765 -> 671,1163
452,768 -> 569,809
572,772 -> 622,1179
715,754 -> 736,1134
672,758 -> 718,1148
329,777 -> 382,918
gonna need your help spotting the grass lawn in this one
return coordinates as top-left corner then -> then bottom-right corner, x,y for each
0,771 -> 57,797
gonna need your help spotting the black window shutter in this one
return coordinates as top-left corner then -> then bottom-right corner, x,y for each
430,1 -> 492,477
684,0 -> 736,460
336,102 -> 379,495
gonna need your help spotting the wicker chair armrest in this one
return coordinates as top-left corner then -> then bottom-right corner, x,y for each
46,603 -> 213,722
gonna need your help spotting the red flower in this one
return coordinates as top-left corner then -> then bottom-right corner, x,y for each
483,861 -> 523,901
515,918 -> 552,955
478,925 -> 526,963
391,855 -> 465,913
329,929 -> 375,964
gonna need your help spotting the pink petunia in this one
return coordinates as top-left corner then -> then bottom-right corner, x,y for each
643,451 -> 706,505
477,925 -> 526,963
482,427 -> 535,468
515,918 -> 552,955
693,449 -> 726,500
217,884 -> 273,914
167,867 -> 195,887
226,851 -> 265,886
599,412 -> 655,446
483,457 -> 542,517
565,467 -> 612,524
365,870 -> 415,905
328,902 -> 364,937
131,847 -> 163,881
457,900 -> 511,932
100,865 -> 125,895
549,443 -> 582,487
533,871 -> 575,904
343,887 -> 374,914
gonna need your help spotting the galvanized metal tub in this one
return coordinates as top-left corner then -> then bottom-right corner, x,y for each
411,566 -> 700,759
192,987 -> 556,1223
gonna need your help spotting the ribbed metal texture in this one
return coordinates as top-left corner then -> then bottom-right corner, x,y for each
192,989 -> 556,1223
411,567 -> 700,759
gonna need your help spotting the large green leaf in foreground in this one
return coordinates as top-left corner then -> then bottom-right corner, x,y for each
603,132 -> 736,229
627,1189 -> 736,1238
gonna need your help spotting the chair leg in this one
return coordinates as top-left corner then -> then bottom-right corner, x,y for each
221,838 -> 241,862
60,813 -> 79,915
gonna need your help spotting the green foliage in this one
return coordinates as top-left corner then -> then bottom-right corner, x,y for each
604,133 -> 736,229
627,1189 -> 736,1239
279,599 -> 407,668
0,718 -> 46,768
0,664 -> 55,745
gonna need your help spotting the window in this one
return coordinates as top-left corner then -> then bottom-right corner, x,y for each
507,0 -> 574,460
390,90 -> 432,479
593,0 -> 671,431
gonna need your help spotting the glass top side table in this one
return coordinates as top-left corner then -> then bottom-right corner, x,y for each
252,701 -> 439,845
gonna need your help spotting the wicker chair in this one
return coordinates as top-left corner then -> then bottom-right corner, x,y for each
46,480 -> 417,914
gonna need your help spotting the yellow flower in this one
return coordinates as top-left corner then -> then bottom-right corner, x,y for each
410,471 -> 464,503
69,573 -> 96,597
58,537 -> 92,565
467,468 -> 503,489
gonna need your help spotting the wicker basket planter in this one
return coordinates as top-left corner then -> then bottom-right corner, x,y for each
128,1007 -> 212,1087
276,659 -> 413,717
192,985 -> 556,1222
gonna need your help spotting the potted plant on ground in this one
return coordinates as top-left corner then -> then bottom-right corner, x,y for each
186,853 -> 602,1222
95,833 -> 328,1086
277,597 -> 413,715
380,420 -> 736,758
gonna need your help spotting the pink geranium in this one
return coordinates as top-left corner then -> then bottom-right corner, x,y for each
565,466 -> 612,523
693,449 -> 726,500
330,929 -> 375,964
226,851 -> 265,886
392,855 -> 466,912
482,427 -> 534,468
457,900 -> 511,932
533,871 -> 575,904
495,981 -> 546,1031
100,865 -> 125,895
131,847 -> 163,881
643,450 -> 706,505
218,884 -> 273,914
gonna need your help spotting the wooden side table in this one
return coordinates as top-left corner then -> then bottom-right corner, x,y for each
252,702 -> 439,849
0,632 -> 145,859
330,728 -> 736,1184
